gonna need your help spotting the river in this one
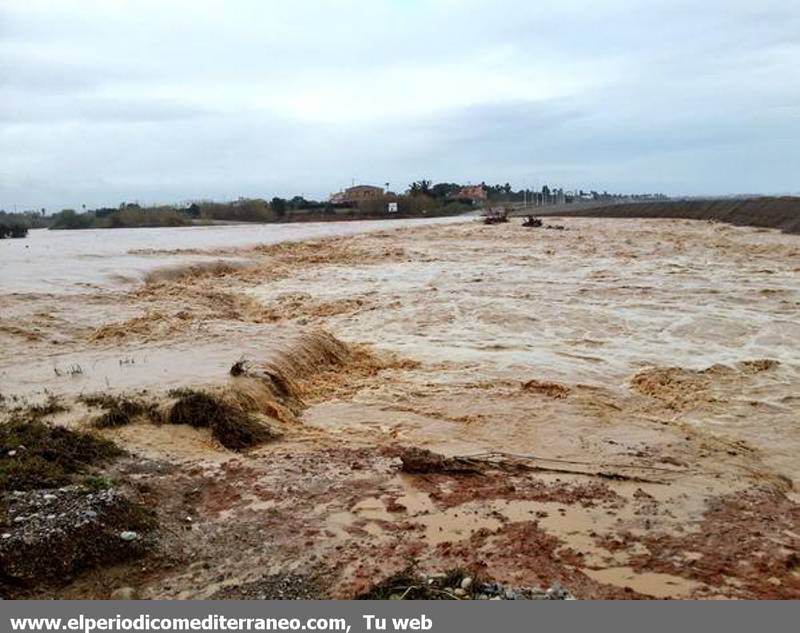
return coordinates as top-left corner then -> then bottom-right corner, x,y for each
0,216 -> 468,294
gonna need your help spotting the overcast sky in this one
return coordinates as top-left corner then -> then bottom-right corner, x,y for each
2,0 -> 799,210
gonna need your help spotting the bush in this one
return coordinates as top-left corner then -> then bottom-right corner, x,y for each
199,199 -> 274,223
48,209 -> 95,230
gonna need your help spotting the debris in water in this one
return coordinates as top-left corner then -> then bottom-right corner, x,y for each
481,209 -> 509,225
166,388 -> 281,450
395,447 -> 485,475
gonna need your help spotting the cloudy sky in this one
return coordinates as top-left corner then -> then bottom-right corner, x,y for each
2,0 -> 799,210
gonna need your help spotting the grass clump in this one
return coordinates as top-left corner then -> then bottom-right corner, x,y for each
0,419 -> 123,491
80,393 -> 155,428
166,388 -> 280,451
15,394 -> 68,421
83,474 -> 115,491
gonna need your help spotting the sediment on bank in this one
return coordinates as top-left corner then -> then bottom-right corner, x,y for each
540,197 -> 800,233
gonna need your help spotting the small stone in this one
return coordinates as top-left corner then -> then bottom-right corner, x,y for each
454,588 -> 467,597
119,531 -> 139,542
546,583 -> 569,600
110,587 -> 139,600
460,576 -> 473,590
7,450 -> 16,457
1,533 -> 11,540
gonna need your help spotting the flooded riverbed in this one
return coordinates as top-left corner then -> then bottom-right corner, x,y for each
0,216 -> 467,293
2,216 -> 799,599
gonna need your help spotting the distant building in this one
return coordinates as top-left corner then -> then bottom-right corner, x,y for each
330,185 -> 385,204
454,185 -> 487,202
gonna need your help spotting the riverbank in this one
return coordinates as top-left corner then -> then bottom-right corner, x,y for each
539,196 -> 800,234
1,217 -> 799,599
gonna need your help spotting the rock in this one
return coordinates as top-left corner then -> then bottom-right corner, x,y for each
110,587 -> 139,600
453,588 -> 467,597
119,531 -> 139,542
460,576 -> 473,590
7,450 -> 16,457
1,534 -> 11,540
0,486 -> 153,586
546,583 -> 571,600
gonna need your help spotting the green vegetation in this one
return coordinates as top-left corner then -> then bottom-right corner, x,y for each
42,182 -> 480,231
0,419 -> 123,491
0,210 -> 46,238
83,474 -> 115,491
49,205 -> 191,230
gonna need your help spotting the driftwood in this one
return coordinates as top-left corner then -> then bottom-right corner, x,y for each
397,447 -> 485,475
396,447 -> 685,484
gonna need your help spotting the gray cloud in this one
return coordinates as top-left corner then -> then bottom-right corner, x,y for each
1,0 -> 799,210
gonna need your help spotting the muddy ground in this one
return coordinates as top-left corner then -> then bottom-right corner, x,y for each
1,217 -> 799,599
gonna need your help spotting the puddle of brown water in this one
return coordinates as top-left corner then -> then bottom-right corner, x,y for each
584,567 -> 703,599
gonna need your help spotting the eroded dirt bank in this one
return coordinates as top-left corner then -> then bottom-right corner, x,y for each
1,217 -> 799,599
543,196 -> 800,234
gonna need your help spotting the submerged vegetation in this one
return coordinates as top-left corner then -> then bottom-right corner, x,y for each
80,393 -> 156,429
79,388 -> 281,451
166,388 -> 281,450
0,210 -> 45,238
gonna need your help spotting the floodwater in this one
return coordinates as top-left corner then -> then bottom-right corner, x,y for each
0,216 -> 467,294
2,215 -> 799,599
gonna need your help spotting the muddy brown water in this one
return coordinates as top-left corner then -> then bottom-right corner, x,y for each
1,216 -> 799,599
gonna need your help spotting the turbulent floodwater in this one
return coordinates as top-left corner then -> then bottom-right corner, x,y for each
0,217 -> 467,293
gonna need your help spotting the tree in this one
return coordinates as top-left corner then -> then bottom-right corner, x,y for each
430,182 -> 461,199
271,197 -> 287,218
408,180 -> 432,196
